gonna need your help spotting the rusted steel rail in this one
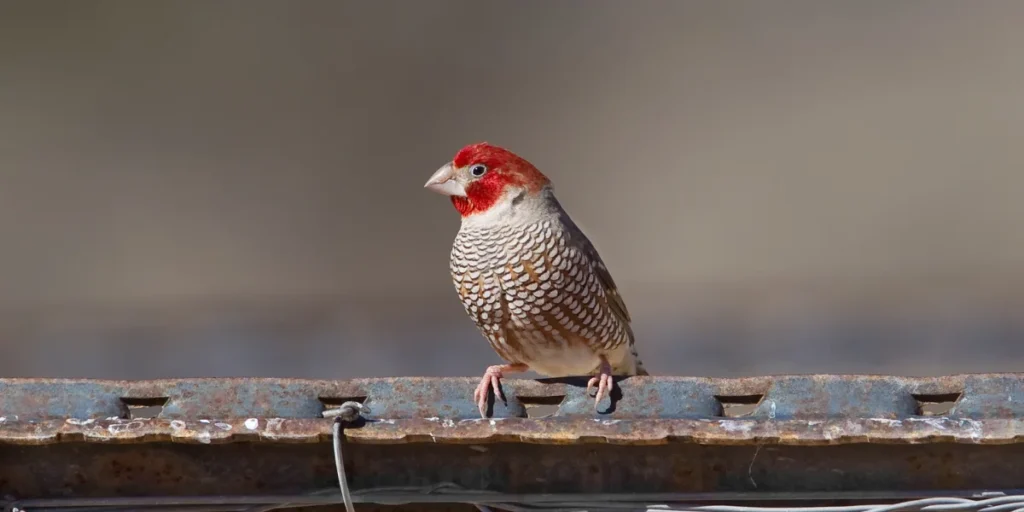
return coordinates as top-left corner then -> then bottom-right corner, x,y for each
1,374 -> 1023,511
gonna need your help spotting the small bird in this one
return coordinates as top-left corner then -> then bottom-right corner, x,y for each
424,142 -> 648,417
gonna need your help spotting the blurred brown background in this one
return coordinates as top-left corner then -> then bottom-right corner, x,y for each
0,0 -> 1021,380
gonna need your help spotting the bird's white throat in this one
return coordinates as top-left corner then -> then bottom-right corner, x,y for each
460,186 -> 558,230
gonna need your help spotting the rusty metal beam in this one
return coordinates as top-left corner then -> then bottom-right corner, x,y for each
1,375 -> 1023,510
1,374 -> 1022,445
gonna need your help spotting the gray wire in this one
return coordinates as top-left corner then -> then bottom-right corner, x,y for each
674,499 -> 975,512
457,497 -> 1024,512
7,497 -> 1024,512
979,506 -> 1024,512
638,497 -> 1024,512
333,419 -> 353,512
321,401 -> 368,512
4,479 -> 1022,511
8,493 -> 1024,511
9,495 -> 1024,511
933,498 -> 1024,511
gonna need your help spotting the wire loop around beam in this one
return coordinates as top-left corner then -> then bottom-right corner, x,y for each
322,400 -> 369,512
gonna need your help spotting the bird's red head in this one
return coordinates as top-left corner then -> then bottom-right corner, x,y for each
424,142 -> 551,217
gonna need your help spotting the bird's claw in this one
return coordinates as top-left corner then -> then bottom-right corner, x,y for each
586,363 -> 614,411
473,366 -> 506,418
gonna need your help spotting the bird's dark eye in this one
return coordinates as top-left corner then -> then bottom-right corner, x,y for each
470,164 -> 487,177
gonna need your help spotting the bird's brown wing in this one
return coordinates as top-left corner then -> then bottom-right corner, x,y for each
562,218 -> 634,339
582,240 -> 631,324
567,224 -> 648,375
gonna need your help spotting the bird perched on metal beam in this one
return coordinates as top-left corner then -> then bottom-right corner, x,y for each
424,142 -> 648,417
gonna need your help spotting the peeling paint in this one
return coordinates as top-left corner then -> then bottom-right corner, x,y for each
106,421 -> 143,435
870,418 -> 903,427
908,417 -> 950,430
718,420 -> 753,433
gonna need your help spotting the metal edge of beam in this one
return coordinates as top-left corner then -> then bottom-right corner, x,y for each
4,439 -> 1024,500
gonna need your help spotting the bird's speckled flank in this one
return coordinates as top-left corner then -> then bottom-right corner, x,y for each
451,204 -> 641,377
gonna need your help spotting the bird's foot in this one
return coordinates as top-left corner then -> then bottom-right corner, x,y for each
473,363 -> 528,418
586,357 -> 614,410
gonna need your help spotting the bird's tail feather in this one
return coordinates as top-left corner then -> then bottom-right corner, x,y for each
628,343 -> 650,376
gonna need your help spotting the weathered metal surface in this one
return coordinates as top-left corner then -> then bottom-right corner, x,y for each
0,374 -> 1022,445
0,416 -> 1021,446
2,442 -> 1023,499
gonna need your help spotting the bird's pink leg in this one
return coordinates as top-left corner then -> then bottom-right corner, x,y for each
586,356 -> 614,409
473,363 -> 528,418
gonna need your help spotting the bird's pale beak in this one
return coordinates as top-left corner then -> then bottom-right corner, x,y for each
423,162 -> 467,196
